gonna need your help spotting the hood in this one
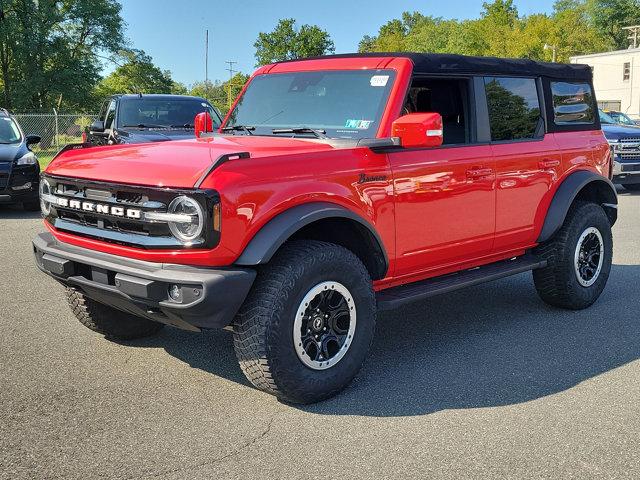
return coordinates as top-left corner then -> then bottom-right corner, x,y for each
601,123 -> 640,141
0,143 -> 24,162
46,135 -> 337,189
115,128 -> 195,143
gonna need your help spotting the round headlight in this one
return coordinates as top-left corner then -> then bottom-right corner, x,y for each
39,178 -> 52,216
167,196 -> 204,243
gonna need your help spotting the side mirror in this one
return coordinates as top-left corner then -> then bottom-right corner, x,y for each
392,113 -> 443,148
194,112 -> 213,138
90,120 -> 105,133
25,134 -> 41,146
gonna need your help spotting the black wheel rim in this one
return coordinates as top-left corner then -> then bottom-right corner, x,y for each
574,227 -> 604,287
293,282 -> 356,370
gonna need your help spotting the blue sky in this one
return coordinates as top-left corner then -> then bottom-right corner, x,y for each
116,0 -> 557,86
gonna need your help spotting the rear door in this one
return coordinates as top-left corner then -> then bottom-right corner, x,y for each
484,76 -> 563,252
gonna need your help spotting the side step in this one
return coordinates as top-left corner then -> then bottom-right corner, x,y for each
376,255 -> 547,311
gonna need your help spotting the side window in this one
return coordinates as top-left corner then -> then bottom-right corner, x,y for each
98,100 -> 109,122
104,100 -> 117,130
484,77 -> 542,142
404,78 -> 470,145
623,62 -> 631,81
551,82 -> 595,125
208,106 -> 221,127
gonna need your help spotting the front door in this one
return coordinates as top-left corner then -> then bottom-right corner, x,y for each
389,145 -> 496,279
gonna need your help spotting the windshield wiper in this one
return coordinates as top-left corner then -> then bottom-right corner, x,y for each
272,127 -> 328,139
122,123 -> 167,129
170,123 -> 194,128
221,125 -> 255,135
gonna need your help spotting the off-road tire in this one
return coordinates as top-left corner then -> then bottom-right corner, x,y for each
621,183 -> 640,192
23,200 -> 40,211
533,201 -> 613,310
233,240 -> 376,404
66,288 -> 164,340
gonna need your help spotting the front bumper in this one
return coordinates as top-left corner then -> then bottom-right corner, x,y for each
0,165 -> 39,204
613,159 -> 640,184
0,184 -> 38,204
33,232 -> 256,331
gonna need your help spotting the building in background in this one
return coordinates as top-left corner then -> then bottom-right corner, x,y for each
571,48 -> 640,119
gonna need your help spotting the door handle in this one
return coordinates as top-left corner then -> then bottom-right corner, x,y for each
466,167 -> 493,179
539,159 -> 560,169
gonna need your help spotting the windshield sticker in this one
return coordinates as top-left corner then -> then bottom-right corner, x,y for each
370,75 -> 390,87
345,119 -> 373,129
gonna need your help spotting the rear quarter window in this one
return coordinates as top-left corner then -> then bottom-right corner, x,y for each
551,82 -> 595,125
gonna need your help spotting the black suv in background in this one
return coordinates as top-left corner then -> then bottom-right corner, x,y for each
0,109 -> 41,210
87,94 -> 223,146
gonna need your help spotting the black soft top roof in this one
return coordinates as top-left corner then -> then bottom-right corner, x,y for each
282,52 -> 592,81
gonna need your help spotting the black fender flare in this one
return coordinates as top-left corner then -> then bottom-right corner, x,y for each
235,202 -> 389,276
537,170 -> 618,243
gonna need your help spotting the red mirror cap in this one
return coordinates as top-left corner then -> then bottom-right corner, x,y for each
194,112 -> 213,138
392,112 -> 443,148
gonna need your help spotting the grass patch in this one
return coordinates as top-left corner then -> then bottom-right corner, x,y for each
37,152 -> 56,170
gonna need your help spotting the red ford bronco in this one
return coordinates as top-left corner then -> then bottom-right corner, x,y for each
34,54 -> 617,403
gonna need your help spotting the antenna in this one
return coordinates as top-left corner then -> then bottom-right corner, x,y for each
205,29 -> 209,98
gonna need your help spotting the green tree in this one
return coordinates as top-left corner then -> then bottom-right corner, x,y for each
95,50 -> 179,99
358,0 -> 616,62
0,0 -> 125,111
359,12 -> 426,52
587,0 -> 640,49
254,18 -> 335,66
190,73 -> 249,115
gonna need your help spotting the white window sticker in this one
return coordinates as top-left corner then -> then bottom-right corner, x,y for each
370,75 -> 389,87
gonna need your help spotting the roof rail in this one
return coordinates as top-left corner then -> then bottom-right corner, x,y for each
0,108 -> 9,116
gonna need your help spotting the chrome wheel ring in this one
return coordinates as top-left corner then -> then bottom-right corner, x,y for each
574,227 -> 605,287
293,281 -> 356,370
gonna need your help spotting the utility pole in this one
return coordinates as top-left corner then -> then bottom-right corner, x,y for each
544,43 -> 557,63
623,26 -> 640,49
225,60 -> 238,110
205,30 -> 209,99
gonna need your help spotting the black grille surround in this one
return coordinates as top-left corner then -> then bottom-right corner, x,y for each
42,174 -> 220,249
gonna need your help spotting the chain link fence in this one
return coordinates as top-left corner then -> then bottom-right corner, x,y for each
13,112 -> 97,163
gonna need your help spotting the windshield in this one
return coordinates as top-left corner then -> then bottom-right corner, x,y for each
0,117 -> 21,144
225,70 -> 397,139
609,111 -> 636,126
599,109 -> 617,125
118,98 -> 220,128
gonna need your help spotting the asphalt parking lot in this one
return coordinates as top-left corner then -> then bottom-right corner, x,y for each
1,190 -> 639,480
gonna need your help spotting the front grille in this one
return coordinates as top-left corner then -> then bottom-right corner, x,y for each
43,175 -> 219,249
0,162 -> 9,189
615,137 -> 640,163
619,152 -> 640,161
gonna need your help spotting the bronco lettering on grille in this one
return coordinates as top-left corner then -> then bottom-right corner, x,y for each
54,195 -> 142,220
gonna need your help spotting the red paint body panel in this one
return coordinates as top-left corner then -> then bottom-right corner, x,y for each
43,56 -> 612,293
388,144 -> 496,280
46,136 -> 336,188
492,135 -> 563,251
